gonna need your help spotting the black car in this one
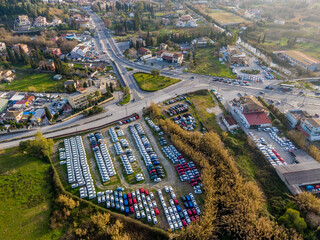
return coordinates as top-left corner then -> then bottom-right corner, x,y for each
183,202 -> 189,208
181,196 -> 186,202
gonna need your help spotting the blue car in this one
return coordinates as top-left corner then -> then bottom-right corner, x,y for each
176,205 -> 182,213
188,202 -> 194,208
124,199 -> 128,206
186,195 -> 191,201
125,207 -> 129,214
123,193 -> 127,199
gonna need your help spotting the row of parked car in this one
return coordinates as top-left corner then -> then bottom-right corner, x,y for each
269,131 -> 297,151
108,128 -> 119,143
118,115 -> 139,125
147,118 -> 161,132
248,132 -> 286,167
89,132 -> 117,182
129,124 -> 162,182
165,103 -> 189,117
99,187 -> 159,224
63,136 -> 96,199
114,142 -> 124,155
120,155 -> 134,175
164,95 -> 187,105
162,145 -> 202,193
172,113 -> 196,131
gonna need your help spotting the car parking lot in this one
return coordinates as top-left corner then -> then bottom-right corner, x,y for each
55,116 -> 202,230
247,127 -> 296,166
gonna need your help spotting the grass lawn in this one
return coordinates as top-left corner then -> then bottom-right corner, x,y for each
0,148 -> 61,240
119,91 -> 131,105
0,71 -> 64,92
188,48 -> 236,78
187,90 -> 218,132
133,72 -> 180,91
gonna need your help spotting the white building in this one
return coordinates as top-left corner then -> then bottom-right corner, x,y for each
34,16 -> 47,27
71,45 -> 89,58
300,118 -> 320,141
286,110 -> 311,128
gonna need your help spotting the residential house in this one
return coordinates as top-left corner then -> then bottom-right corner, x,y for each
71,45 -> 89,58
300,118 -> 320,141
227,45 -> 248,66
39,60 -> 56,71
157,50 -> 184,65
162,18 -> 170,26
131,38 -> 146,48
160,43 -> 168,50
22,95 -> 35,105
16,15 -> 31,30
64,80 -> 77,89
191,37 -> 215,48
33,16 -> 47,27
51,18 -> 62,26
0,42 -> 6,52
286,110 -> 311,128
180,15 -> 193,22
0,70 -> 15,83
137,47 -> 151,56
3,110 -> 23,122
222,116 -> 239,131
67,87 -> 101,108
45,47 -> 62,56
13,43 -> 29,54
231,96 -> 271,128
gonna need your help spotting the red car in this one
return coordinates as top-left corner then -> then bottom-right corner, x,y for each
191,208 -> 196,215
195,215 -> 199,221
144,190 -> 149,196
187,209 -> 192,217
140,188 -> 144,194
128,198 -> 133,206
154,208 -> 159,215
129,206 -> 134,213
182,219 -> 187,226
174,199 -> 179,205
190,216 -> 196,222
133,198 -> 137,204
191,182 -> 198,186
135,115 -> 139,119
127,192 -> 132,198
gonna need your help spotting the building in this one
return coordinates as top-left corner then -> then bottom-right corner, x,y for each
39,61 -> 56,71
222,116 -> 239,131
34,16 -> 47,27
64,80 -> 77,89
159,43 -> 168,50
157,50 -> 184,65
131,38 -> 146,48
273,50 -> 320,72
12,100 -> 28,109
191,37 -> 215,48
231,96 -> 271,128
51,18 -> 62,26
9,94 -> 25,103
22,95 -> 35,105
137,47 -> 151,56
180,15 -> 193,22
0,99 -> 8,113
17,15 -> 31,28
71,45 -> 89,57
67,87 -> 101,108
45,47 -> 62,56
0,70 -> 15,83
31,108 -> 46,124
3,110 -> 23,122
286,110 -> 311,128
13,44 -> 29,54
227,45 -> 248,66
300,118 -> 320,141
0,42 -> 6,52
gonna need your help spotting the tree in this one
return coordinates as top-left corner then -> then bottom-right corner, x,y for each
109,82 -> 114,93
95,90 -> 101,98
278,208 -> 307,233
83,81 -> 88,88
272,119 -> 281,127
64,55 -> 69,63
44,107 -> 52,121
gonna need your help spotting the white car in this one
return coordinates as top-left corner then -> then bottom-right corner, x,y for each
169,186 -> 173,192
136,211 -> 141,219
141,210 -> 146,218
147,214 -> 152,222
138,203 -> 143,210
152,216 -> 158,224
151,209 -> 155,216
152,201 -> 157,208
149,192 -> 154,199
169,223 -> 174,231
174,222 -> 179,230
164,186 -> 169,192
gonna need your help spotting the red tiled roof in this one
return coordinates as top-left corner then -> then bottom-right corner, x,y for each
15,100 -> 27,105
243,112 -> 271,126
224,116 -> 237,126
297,125 -> 310,137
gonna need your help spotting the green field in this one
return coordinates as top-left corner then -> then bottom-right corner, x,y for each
188,48 -> 236,78
0,148 -> 61,240
0,72 -> 64,92
133,72 -> 180,91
